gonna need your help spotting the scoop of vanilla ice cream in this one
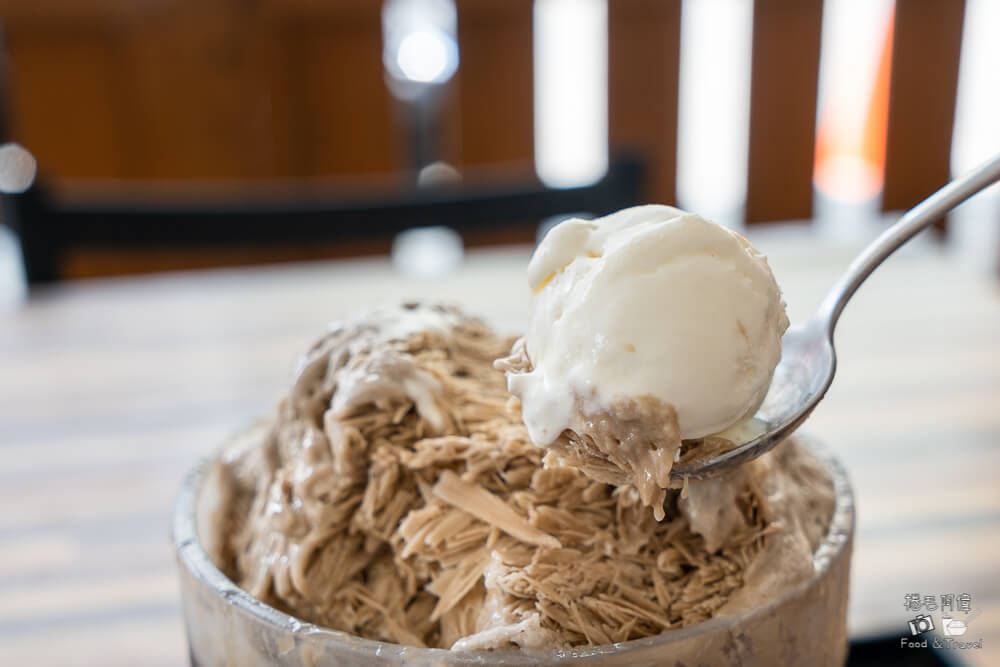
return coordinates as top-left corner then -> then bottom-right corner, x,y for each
508,204 -> 789,445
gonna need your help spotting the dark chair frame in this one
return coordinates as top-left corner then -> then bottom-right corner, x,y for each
2,156 -> 643,286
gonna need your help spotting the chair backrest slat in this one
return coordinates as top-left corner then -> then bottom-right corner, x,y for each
745,0 -> 824,224
608,0 -> 682,206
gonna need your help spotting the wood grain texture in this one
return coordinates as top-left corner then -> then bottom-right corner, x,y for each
0,0 -> 406,179
454,0 -> 534,166
1,230 -> 998,665
882,0 -> 966,219
4,27 -> 130,179
608,0 -> 681,206
0,0 -> 539,181
117,2 -> 268,179
278,7 -> 399,176
745,0 -> 824,224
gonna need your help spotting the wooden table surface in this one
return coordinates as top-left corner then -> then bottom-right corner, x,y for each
2,229 -> 999,666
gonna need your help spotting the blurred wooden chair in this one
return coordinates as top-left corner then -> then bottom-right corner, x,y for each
607,0 -> 964,225
0,0 -> 971,283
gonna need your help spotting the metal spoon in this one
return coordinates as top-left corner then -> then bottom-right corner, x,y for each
671,153 -> 1000,482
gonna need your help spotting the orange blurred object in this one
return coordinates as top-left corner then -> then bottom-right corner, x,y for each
814,5 -> 895,202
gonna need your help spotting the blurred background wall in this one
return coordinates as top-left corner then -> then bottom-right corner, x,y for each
0,0 -> 995,286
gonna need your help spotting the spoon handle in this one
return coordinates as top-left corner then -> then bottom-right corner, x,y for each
816,153 -> 1000,333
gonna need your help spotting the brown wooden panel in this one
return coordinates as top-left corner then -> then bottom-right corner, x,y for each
608,0 -> 681,206
4,1 -> 283,180
0,0 -> 152,23
745,0 -> 823,224
882,0 -> 965,218
278,8 -> 399,176
3,27 -> 129,178
2,0 -> 398,181
454,0 -> 533,166
118,3 -> 269,179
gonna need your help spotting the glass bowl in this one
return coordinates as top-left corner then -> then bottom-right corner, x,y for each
173,435 -> 854,666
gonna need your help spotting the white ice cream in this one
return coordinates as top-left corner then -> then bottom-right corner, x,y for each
508,204 -> 789,445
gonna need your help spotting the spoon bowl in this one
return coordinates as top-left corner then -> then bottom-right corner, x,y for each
670,153 -> 1000,482
672,318 -> 835,480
